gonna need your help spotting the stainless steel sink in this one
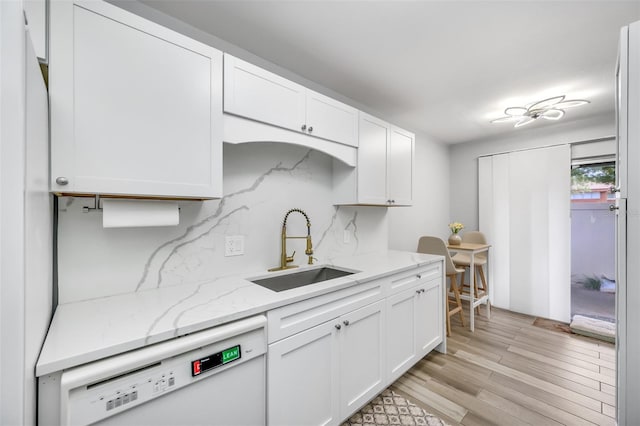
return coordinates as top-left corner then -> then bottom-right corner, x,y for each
250,267 -> 356,292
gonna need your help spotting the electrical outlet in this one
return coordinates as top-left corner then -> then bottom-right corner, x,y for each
224,235 -> 245,256
343,229 -> 351,244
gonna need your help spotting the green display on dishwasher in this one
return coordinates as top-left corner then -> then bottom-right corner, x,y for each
222,345 -> 240,364
191,345 -> 242,376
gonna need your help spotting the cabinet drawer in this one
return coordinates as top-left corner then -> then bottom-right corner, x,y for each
386,262 -> 442,296
267,281 -> 383,343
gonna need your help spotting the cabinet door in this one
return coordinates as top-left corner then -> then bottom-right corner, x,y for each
388,126 -> 414,206
385,287 -> 417,383
224,54 -> 306,133
50,1 -> 223,198
268,321 -> 339,426
415,279 -> 443,358
339,300 -> 386,420
306,90 -> 358,147
357,113 -> 389,204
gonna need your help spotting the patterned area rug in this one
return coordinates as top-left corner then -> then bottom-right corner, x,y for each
342,388 -> 449,426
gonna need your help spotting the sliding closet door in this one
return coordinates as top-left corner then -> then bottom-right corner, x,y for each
479,154 -> 510,310
479,145 -> 571,322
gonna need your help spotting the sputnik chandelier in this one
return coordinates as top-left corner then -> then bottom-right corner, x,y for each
491,95 -> 590,128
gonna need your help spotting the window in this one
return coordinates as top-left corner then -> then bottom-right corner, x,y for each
571,162 -> 615,203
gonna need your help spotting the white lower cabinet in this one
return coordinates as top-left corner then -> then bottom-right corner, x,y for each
416,280 -> 443,355
268,300 -> 385,426
266,262 -> 444,426
386,278 -> 443,383
386,287 -> 419,381
338,301 -> 386,420
268,318 -> 339,426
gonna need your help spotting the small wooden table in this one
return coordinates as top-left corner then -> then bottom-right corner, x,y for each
447,242 -> 491,332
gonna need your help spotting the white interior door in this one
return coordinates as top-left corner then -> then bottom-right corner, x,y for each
479,145 -> 571,322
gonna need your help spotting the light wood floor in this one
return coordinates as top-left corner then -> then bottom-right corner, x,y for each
391,307 -> 616,426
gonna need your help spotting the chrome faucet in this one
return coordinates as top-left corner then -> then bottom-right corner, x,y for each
268,208 -> 314,271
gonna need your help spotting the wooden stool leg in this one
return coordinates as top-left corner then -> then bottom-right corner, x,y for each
445,275 -> 452,336
453,274 -> 465,327
478,264 -> 488,293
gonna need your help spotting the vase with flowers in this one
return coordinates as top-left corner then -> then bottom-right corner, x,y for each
448,222 -> 464,246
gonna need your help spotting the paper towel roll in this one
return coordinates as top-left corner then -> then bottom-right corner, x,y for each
102,199 -> 179,228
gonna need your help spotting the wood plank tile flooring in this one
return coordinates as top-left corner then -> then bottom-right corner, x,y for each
391,308 -> 616,425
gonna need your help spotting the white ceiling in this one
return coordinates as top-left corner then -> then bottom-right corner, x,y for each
140,1 -> 640,144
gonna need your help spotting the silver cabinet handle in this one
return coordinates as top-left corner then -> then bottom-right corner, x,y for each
610,186 -> 621,194
335,324 -> 341,330
417,274 -> 422,279
308,126 -> 313,133
416,289 -> 421,295
343,320 -> 350,326
56,177 -> 69,186
420,289 -> 425,293
609,204 -> 619,211
301,124 -> 307,131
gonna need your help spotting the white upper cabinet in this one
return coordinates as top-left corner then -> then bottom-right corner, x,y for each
334,112 -> 414,206
50,0 -> 223,199
224,55 -> 306,132
388,126 -> 415,206
356,113 -> 389,204
224,54 -> 358,147
305,89 -> 359,146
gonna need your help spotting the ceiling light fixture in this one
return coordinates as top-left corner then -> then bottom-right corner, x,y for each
491,95 -> 590,128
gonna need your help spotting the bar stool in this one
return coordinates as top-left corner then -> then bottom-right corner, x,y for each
452,231 -> 488,315
417,236 -> 465,336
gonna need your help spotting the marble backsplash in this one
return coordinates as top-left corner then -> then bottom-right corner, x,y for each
57,143 -> 389,304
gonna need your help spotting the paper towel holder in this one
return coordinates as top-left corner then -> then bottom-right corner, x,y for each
82,195 -> 182,215
82,195 -> 102,213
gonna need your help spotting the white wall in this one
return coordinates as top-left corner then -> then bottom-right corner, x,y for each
449,114 -> 615,232
388,133 -> 450,251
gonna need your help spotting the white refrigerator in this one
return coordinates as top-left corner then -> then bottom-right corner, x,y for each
616,20 -> 640,425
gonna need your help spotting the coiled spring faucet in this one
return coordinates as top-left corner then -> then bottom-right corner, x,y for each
268,208 -> 314,271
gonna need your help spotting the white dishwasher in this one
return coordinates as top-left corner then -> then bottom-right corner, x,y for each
38,315 -> 267,426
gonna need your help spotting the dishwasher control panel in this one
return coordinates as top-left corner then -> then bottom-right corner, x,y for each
102,368 -> 176,412
65,325 -> 266,425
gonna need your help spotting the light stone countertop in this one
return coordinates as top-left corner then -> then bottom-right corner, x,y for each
36,250 -> 442,376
